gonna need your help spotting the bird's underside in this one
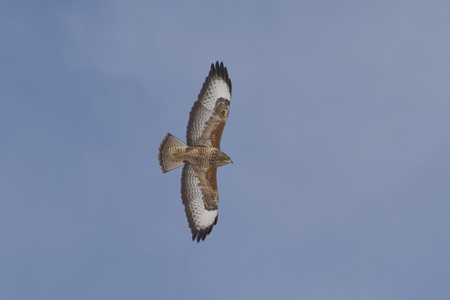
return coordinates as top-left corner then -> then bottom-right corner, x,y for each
158,61 -> 232,242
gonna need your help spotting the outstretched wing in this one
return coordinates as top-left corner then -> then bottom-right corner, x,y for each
186,61 -> 232,148
181,164 -> 219,242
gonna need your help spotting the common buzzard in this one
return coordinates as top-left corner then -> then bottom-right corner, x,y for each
158,61 -> 232,242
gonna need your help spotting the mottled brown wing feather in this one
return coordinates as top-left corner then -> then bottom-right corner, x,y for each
194,98 -> 230,148
186,61 -> 232,148
181,164 -> 219,242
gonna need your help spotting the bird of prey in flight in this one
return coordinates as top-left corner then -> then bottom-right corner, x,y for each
158,61 -> 232,242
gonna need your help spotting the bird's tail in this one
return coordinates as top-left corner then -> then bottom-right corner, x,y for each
158,133 -> 187,173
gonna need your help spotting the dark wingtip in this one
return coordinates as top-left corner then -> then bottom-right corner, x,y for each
192,229 -> 206,243
191,222 -> 217,243
210,61 -> 232,95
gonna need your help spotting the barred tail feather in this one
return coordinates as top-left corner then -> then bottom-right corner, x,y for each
158,133 -> 187,173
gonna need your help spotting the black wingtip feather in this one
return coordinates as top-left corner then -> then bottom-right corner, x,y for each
190,215 -> 218,243
210,61 -> 232,95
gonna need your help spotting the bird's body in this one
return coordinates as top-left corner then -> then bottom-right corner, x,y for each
159,136 -> 231,170
180,147 -> 231,168
158,61 -> 232,242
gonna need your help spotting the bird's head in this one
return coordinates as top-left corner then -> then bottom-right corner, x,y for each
217,151 -> 233,166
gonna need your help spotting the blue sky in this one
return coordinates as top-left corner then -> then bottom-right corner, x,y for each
1,1 -> 450,299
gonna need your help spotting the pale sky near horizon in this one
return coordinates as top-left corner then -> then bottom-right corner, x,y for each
1,1 -> 450,299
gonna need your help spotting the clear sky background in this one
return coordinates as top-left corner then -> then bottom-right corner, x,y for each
1,1 -> 449,299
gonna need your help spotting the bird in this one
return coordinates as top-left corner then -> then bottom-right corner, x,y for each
158,61 -> 233,242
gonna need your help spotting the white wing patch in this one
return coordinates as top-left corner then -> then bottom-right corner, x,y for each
203,77 -> 231,109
